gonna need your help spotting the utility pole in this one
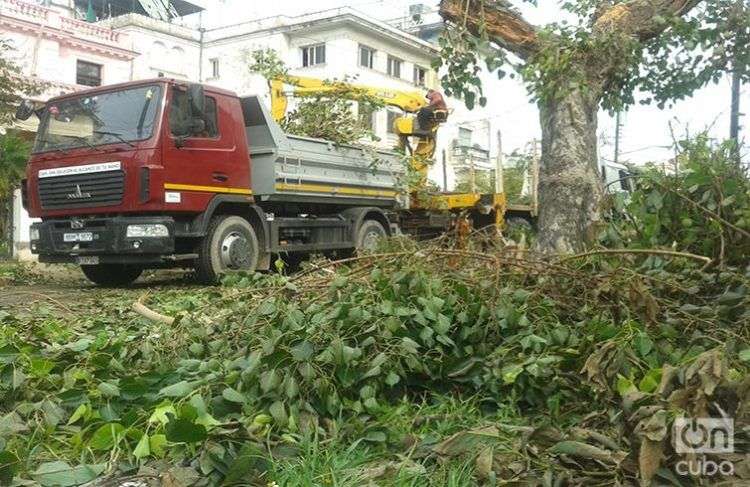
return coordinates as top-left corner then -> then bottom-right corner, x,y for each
531,139 -> 540,216
469,154 -> 476,194
614,110 -> 622,166
441,149 -> 448,191
731,70 -> 741,143
730,65 -> 742,164
495,130 -> 504,194
729,0 -> 744,165
198,11 -> 205,82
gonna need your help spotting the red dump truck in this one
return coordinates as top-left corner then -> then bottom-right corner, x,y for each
16,78 -> 504,285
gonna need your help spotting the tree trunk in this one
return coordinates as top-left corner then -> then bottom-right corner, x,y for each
535,85 -> 604,253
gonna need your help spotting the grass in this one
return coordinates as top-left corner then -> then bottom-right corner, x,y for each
265,395 -> 493,487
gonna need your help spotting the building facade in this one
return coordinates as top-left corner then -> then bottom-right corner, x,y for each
2,0 -> 456,259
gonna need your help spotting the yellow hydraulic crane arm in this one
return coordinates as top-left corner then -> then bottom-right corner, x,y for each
269,74 -> 446,195
270,75 -> 427,122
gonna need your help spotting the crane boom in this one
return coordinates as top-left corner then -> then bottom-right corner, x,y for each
270,75 -> 427,122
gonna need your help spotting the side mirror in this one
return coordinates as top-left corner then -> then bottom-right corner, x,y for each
190,118 -> 206,135
187,84 -> 205,117
15,100 -> 35,121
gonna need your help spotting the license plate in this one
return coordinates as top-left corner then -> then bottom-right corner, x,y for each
64,232 -> 93,242
76,256 -> 99,265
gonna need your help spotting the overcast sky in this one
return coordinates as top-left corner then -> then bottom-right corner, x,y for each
188,0 -> 747,165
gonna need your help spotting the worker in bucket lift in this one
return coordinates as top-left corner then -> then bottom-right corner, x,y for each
417,89 -> 448,130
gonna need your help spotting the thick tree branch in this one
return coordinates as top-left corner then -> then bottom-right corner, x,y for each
594,0 -> 705,40
439,0 -> 539,59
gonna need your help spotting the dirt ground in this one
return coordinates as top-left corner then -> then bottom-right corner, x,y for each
0,262 -> 203,314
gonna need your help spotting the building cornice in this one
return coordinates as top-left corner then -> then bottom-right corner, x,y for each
205,8 -> 438,58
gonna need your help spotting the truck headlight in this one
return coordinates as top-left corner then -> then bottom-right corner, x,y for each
30,226 -> 40,241
126,224 -> 169,238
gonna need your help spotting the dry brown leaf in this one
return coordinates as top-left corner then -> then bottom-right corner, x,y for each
629,282 -> 660,324
548,440 -> 627,465
581,340 -> 623,390
432,426 -> 502,458
160,467 -> 198,487
353,459 -> 426,482
475,446 -> 494,480
634,409 -> 668,442
638,438 -> 663,486
685,349 -> 727,396
570,427 -> 621,451
629,405 -> 663,426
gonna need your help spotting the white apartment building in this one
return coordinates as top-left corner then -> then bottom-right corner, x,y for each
1,0 -> 460,259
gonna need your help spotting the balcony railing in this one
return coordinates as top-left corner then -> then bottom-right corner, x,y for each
1,0 -> 127,46
1,0 -> 49,22
60,16 -> 124,44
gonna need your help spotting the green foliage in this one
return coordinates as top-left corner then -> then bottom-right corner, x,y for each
503,150 -> 532,204
453,150 -> 531,204
245,47 -> 290,86
247,48 -> 385,145
438,0 -> 748,113
0,40 -> 43,125
603,135 -> 750,266
1,233 -> 748,484
0,133 -> 30,204
0,133 -> 31,254
637,1 -> 750,109
434,26 -> 501,109
455,170 -> 494,193
280,78 -> 385,145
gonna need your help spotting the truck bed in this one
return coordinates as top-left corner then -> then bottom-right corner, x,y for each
240,96 -> 405,208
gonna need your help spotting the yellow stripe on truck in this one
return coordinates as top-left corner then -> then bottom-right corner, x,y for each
275,182 -> 397,198
164,183 -> 252,195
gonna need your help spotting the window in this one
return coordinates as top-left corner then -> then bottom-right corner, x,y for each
301,44 -> 326,67
458,127 -> 472,146
76,60 -> 102,87
359,45 -> 375,69
210,58 -> 220,78
387,56 -> 402,78
413,65 -> 427,86
33,85 -> 162,153
386,110 -> 399,134
170,90 -> 219,138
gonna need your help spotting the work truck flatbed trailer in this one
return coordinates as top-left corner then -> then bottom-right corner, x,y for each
19,79 -> 511,286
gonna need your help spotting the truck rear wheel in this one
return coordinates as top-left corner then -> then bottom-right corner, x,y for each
356,220 -> 387,252
195,215 -> 259,284
81,264 -> 143,287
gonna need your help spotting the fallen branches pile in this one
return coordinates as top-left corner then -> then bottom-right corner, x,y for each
1,237 -> 748,485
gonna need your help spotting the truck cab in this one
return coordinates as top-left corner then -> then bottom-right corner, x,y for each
20,79 -> 396,285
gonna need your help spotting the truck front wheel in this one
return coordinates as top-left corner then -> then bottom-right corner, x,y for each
356,220 -> 387,252
195,215 -> 259,284
81,264 -> 143,287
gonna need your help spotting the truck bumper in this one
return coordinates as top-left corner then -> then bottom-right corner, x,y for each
31,216 -> 176,265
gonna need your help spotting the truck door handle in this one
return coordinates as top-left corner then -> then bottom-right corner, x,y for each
212,173 -> 228,182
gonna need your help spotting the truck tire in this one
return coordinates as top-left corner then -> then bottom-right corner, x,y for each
355,220 -> 387,253
81,264 -> 143,287
195,215 -> 259,284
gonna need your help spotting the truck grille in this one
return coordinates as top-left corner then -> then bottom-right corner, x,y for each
38,170 -> 125,210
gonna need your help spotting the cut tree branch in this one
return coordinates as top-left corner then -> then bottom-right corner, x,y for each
439,0 -> 540,59
594,0 -> 705,40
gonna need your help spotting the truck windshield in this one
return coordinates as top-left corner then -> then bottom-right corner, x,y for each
33,85 -> 162,153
